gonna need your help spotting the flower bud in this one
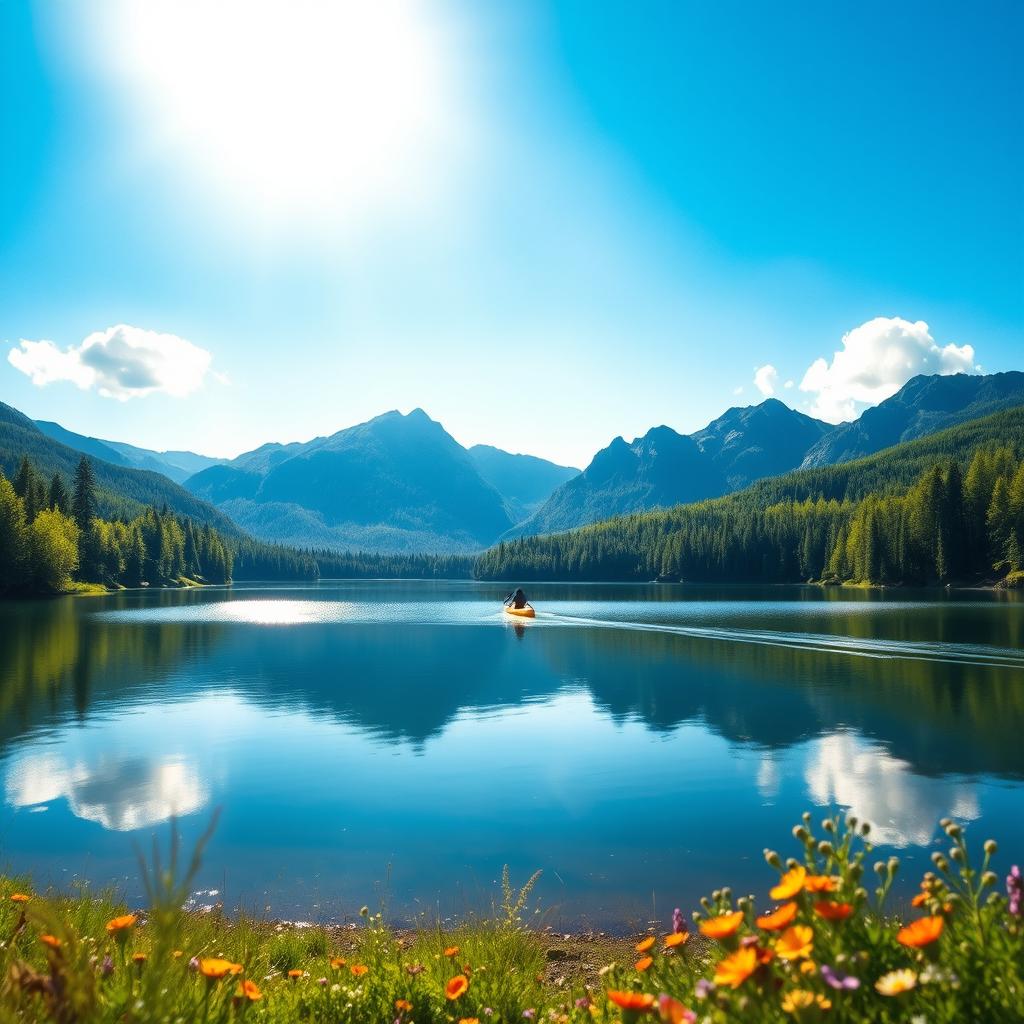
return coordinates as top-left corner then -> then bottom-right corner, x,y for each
793,826 -> 809,842
874,861 -> 887,878
945,823 -> 963,839
822,819 -> 836,833
860,822 -> 871,836
721,887 -> 732,902
764,849 -> 782,869
712,889 -> 721,902
887,857 -> 900,876
939,817 -> 952,829
982,871 -> 997,888
984,840 -> 998,856
950,847 -> 965,864
786,857 -> 800,870
846,815 -> 858,831
359,906 -> 369,917
802,811 -> 812,825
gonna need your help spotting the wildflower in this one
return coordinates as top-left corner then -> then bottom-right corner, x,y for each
201,958 -> 243,979
132,952 -> 147,965
635,936 -> 656,953
101,954 -> 114,977
698,910 -> 744,939
39,935 -> 61,950
189,957 -> 200,971
395,999 -> 413,1012
445,945 -> 460,957
317,977 -> 327,986
635,956 -> 653,971
522,1010 -> 536,1019
359,906 -> 369,917
1008,865 -> 1022,917
813,901 -> 853,921
235,979 -> 262,1001
804,875 -> 838,893
658,995 -> 695,1023
406,963 -> 425,975
330,957 -> 346,969
287,969 -> 304,981
897,916 -> 944,948
875,969 -> 917,995
672,907 -> 685,934
771,866 -> 807,900
694,979 -> 715,1000
350,964 -> 369,976
460,1019 -> 480,1024
911,892 -> 929,908
775,925 -> 814,960
714,946 -> 758,988
664,932 -> 689,948
781,990 -> 832,1014
607,990 -> 656,1012
820,964 -> 860,990
757,902 -> 798,931
446,974 -> 469,1000
575,998 -> 591,1009
10,893 -> 29,904
173,950 -> 183,959
106,914 -> 138,936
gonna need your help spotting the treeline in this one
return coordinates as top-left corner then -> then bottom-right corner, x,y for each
311,549 -> 476,579
475,441 -> 1024,586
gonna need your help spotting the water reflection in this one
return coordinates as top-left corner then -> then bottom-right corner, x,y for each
0,583 -> 1021,919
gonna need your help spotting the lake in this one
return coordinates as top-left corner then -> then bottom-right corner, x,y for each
1,581 -> 1022,928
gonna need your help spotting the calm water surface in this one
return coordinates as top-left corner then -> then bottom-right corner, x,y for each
1,581 -> 1022,926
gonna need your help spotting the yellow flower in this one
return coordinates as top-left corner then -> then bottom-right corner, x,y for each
713,946 -> 758,988
781,989 -> 832,1014
771,866 -> 807,900
875,969 -> 917,996
775,925 -> 814,960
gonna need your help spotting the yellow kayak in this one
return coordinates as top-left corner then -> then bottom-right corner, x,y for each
504,605 -> 536,618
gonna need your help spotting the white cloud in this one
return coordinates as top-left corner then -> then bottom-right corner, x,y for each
8,324 -> 215,400
753,363 -> 778,397
784,379 -> 794,389
732,385 -> 744,396
799,317 -> 976,423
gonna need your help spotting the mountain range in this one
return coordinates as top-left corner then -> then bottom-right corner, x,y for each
3,370 -> 1022,554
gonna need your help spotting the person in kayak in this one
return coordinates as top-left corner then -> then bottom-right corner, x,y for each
504,587 -> 531,610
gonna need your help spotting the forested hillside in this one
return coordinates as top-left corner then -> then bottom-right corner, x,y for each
0,401 -> 239,532
475,406 -> 1024,585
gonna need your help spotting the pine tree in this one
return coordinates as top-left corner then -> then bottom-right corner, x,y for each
0,474 -> 29,592
71,457 -> 99,530
48,473 -> 71,514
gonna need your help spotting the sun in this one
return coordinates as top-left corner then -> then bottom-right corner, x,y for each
86,0 -> 460,223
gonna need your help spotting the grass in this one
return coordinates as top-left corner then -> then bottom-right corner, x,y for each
1,814 -> 1021,1022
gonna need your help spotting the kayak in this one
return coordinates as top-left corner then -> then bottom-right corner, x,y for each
504,605 -> 536,619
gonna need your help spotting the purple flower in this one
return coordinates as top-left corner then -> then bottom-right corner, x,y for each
672,907 -> 685,934
523,1011 -> 536,1019
101,955 -> 114,977
188,956 -> 200,972
694,979 -> 715,1000
318,977 -> 327,986
575,997 -> 591,1010
820,964 -> 860,991
1008,865 -> 1022,916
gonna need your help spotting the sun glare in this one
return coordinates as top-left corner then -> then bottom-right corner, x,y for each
89,0 -> 459,222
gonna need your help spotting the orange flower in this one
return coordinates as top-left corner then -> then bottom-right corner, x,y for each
897,916 -> 944,948
658,995 -> 691,1023
446,974 -> 469,1000
804,875 -> 838,894
287,969 -> 304,980
714,946 -> 758,988
350,964 -> 369,977
201,958 -> 243,979
757,902 -> 798,931
330,957 -> 347,969
635,956 -> 653,972
445,945 -> 460,957
698,910 -> 744,939
635,936 -> 656,953
131,952 -> 147,964
770,866 -> 807,900
10,893 -> 30,904
814,901 -> 853,921
236,979 -> 262,1001
775,925 -> 814,960
106,914 -> 138,935
39,935 -> 61,950
607,990 -> 656,1012
664,932 -> 689,949
173,950 -> 183,959
395,999 -> 413,1012
459,1019 -> 480,1024
911,892 -> 929,908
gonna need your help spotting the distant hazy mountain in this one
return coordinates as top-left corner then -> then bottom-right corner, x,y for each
34,420 -> 224,483
800,371 -> 1024,468
512,400 -> 831,537
467,445 -> 579,522
0,401 -> 239,531
186,409 -> 523,553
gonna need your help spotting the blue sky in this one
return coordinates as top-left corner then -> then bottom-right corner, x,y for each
1,0 -> 1021,467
